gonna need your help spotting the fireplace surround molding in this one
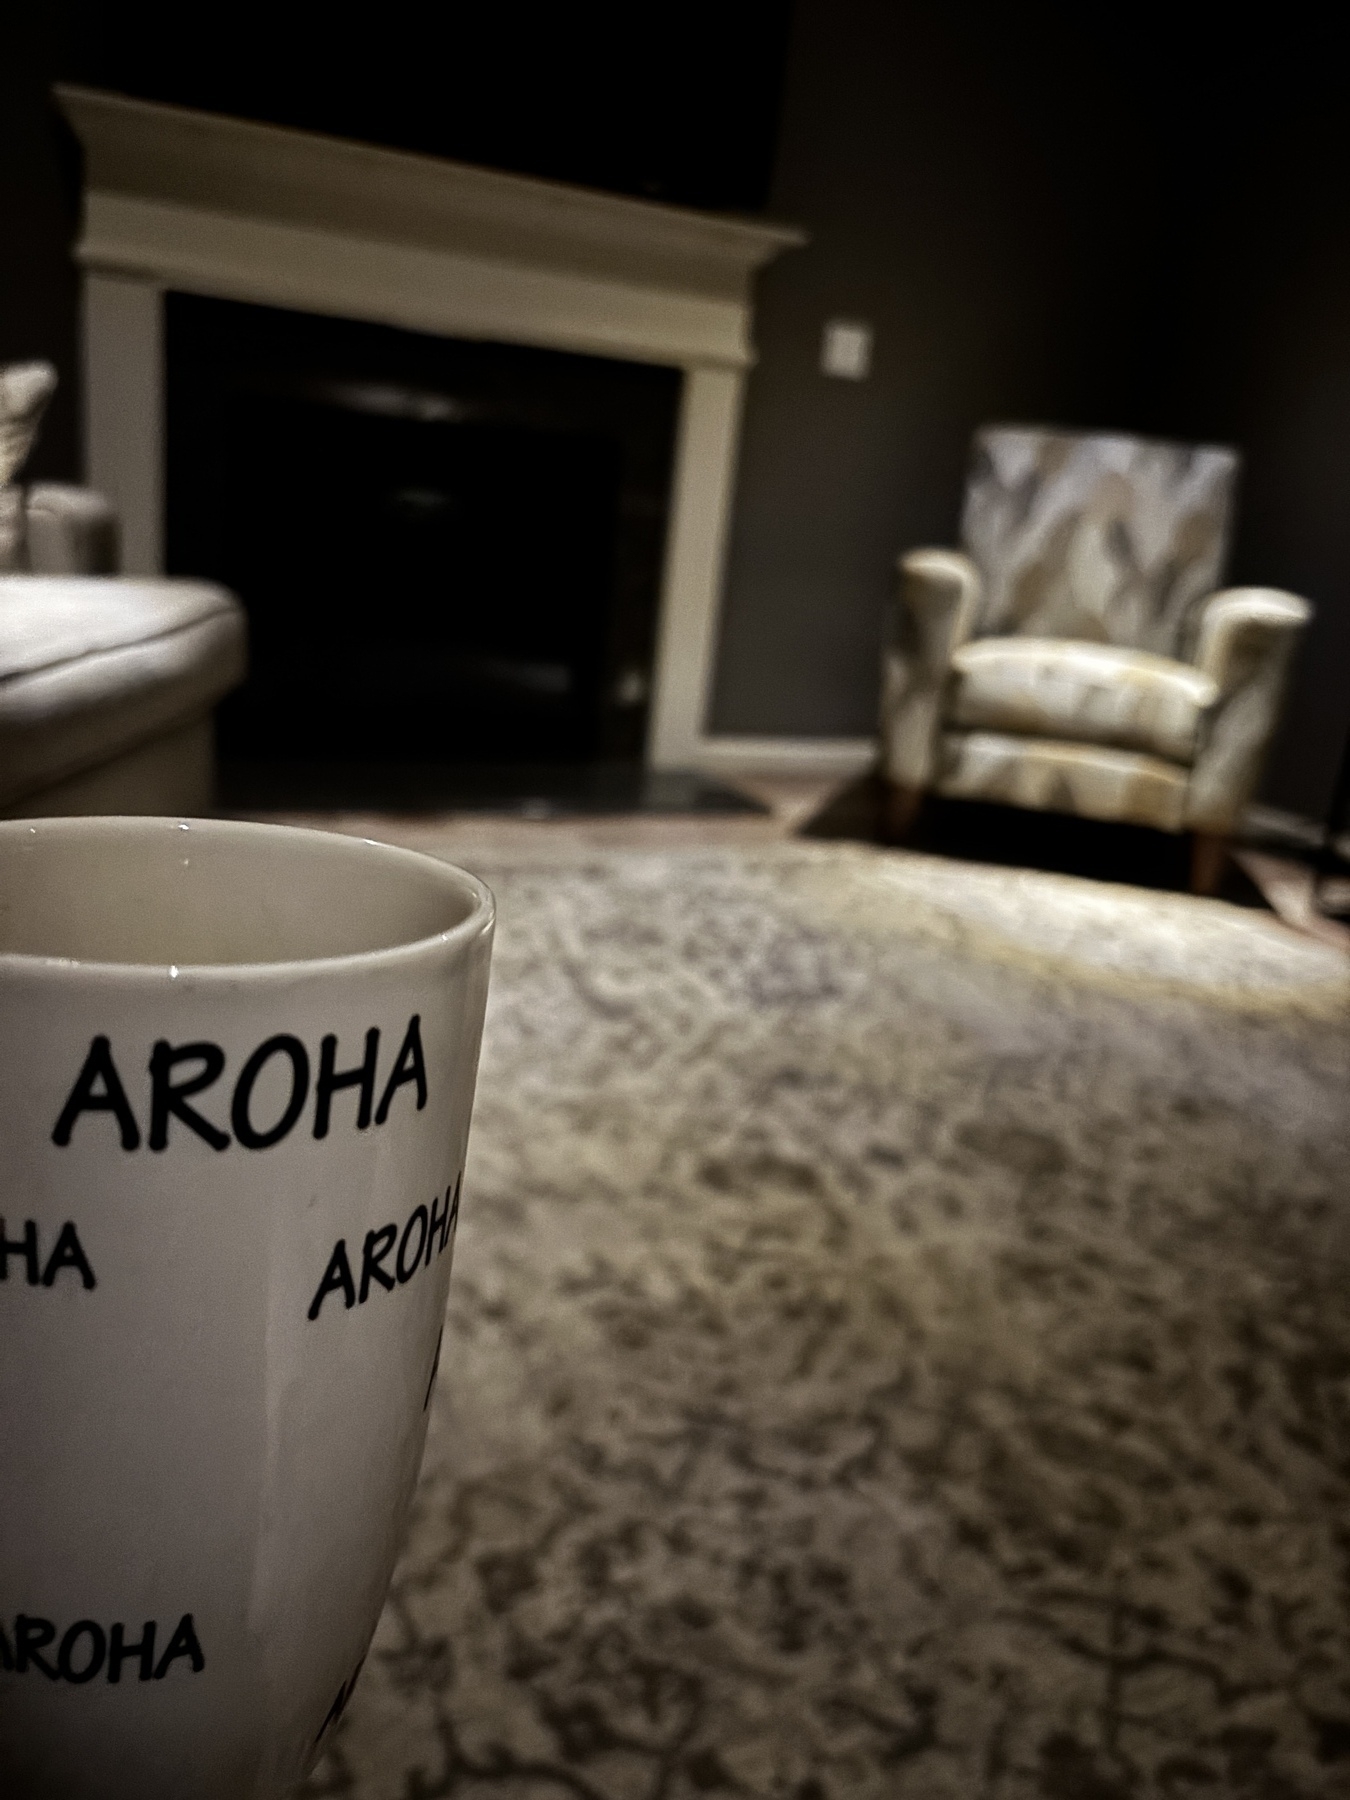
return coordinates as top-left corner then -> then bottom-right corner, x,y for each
56,84 -> 806,768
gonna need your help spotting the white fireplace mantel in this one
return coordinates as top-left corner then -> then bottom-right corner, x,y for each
56,84 -> 806,768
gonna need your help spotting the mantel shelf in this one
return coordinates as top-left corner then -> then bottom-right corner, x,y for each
56,85 -> 806,350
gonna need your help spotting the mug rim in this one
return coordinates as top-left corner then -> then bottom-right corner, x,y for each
0,815 -> 495,980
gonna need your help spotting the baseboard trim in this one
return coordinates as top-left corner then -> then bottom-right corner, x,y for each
693,735 -> 877,779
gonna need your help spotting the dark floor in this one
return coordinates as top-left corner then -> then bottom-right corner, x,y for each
802,775 -> 1273,909
218,759 -> 768,819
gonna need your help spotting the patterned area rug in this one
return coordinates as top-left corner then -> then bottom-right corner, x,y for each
300,844 -> 1350,1800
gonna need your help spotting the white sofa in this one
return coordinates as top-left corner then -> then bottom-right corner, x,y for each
0,486 -> 247,818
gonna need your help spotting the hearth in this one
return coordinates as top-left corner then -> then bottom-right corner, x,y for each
167,295 -> 683,781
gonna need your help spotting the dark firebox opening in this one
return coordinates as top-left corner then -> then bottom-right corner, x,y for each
166,294 -> 682,781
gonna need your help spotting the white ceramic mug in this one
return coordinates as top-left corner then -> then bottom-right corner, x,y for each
0,817 -> 494,1799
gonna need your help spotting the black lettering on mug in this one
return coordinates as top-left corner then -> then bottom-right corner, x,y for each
58,1621 -> 106,1684
50,1017 -> 429,1153
397,1206 -> 428,1283
359,1226 -> 397,1302
15,1616 -> 58,1679
42,1221 -> 98,1289
374,1016 -> 427,1124
313,1028 -> 379,1139
428,1174 -> 460,1263
51,1036 -> 141,1150
0,1218 -> 38,1285
423,1323 -> 444,1411
149,1041 -> 229,1153
0,1219 -> 96,1291
107,1621 -> 156,1684
1,1615 -> 203,1683
307,1240 -> 357,1319
313,1652 -> 366,1746
232,1036 -> 309,1151
153,1614 -> 205,1679
307,1178 -> 461,1323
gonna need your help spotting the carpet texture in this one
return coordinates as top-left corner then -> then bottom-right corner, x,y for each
300,844 -> 1350,1800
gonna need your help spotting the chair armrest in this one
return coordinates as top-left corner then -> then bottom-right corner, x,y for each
880,549 -> 981,785
1187,586 -> 1312,832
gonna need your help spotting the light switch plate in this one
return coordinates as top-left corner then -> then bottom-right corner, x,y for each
821,319 -> 873,380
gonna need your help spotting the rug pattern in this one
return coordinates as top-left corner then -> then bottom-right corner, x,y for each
300,846 -> 1350,1800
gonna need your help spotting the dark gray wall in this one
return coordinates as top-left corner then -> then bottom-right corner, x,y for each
713,0 -> 1350,822
0,14 -> 82,482
63,2 -> 793,213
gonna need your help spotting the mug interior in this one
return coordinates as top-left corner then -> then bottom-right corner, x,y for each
0,817 -> 489,967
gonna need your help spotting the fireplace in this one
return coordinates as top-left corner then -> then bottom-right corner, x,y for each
56,85 -> 805,778
168,294 -> 680,779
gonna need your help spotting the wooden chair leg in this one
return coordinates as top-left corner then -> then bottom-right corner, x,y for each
880,781 -> 925,844
1190,830 -> 1228,896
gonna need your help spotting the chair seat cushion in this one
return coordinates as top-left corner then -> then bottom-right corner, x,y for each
0,577 -> 247,807
936,729 -> 1190,832
947,636 -> 1218,763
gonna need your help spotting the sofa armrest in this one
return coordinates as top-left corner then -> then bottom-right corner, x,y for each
1186,586 -> 1312,832
880,549 -> 981,786
0,487 -> 21,571
25,484 -> 120,575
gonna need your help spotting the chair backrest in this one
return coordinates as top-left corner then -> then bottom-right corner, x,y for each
959,425 -> 1239,657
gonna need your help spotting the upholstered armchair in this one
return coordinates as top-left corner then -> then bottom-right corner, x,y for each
880,426 -> 1312,890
